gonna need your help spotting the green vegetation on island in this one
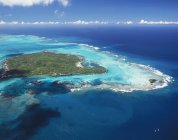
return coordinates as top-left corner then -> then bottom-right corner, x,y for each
1,52 -> 107,78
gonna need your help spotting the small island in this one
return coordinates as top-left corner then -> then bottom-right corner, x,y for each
0,52 -> 107,78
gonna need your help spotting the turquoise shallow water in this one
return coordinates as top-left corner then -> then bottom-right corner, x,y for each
0,35 -> 172,93
0,26 -> 177,140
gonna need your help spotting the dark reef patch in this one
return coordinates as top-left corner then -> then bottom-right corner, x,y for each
0,78 -> 72,98
149,79 -> 157,84
0,78 -> 29,97
32,80 -> 71,94
0,105 -> 60,140
92,79 -> 103,86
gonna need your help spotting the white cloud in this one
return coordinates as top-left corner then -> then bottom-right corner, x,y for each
32,21 -> 61,25
64,20 -> 108,25
116,21 -> 120,24
0,0 -> 70,7
140,19 -> 178,25
1,20 -> 178,26
116,21 -> 134,25
54,10 -> 65,17
124,21 -> 133,25
54,10 -> 59,14
0,20 -> 6,24
0,0 -> 53,7
0,20 -> 62,25
0,20 -> 109,25
58,0 -> 70,7
0,20 -> 20,24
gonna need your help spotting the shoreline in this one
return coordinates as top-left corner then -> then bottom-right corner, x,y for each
0,35 -> 173,93
0,52 -> 107,80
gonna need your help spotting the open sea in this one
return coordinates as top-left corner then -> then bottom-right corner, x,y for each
0,25 -> 178,140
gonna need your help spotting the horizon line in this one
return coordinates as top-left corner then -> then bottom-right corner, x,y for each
0,20 -> 178,25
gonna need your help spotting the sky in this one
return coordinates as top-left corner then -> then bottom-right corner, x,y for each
0,0 -> 178,24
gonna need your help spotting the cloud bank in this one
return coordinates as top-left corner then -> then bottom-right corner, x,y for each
64,20 -> 108,25
140,19 -> 178,25
0,0 -> 70,7
1,20 -> 178,25
0,20 -> 109,25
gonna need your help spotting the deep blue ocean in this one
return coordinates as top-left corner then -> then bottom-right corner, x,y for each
0,25 -> 178,140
